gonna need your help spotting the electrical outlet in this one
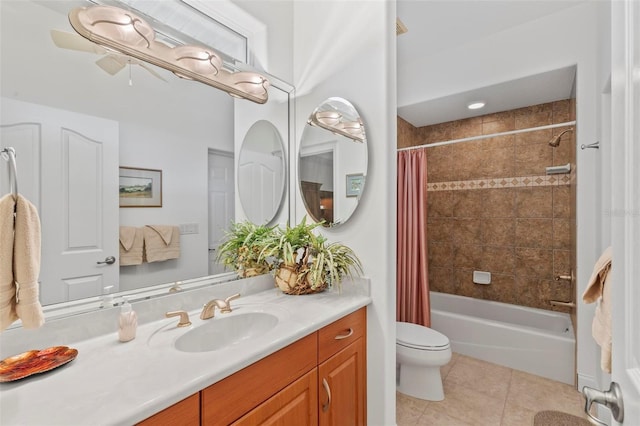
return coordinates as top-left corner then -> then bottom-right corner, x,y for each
179,223 -> 199,235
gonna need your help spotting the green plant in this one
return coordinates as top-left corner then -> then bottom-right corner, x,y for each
259,217 -> 363,294
216,221 -> 275,277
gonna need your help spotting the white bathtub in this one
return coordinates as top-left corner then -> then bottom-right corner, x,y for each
429,291 -> 575,385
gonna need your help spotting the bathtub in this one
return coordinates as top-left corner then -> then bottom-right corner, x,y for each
429,291 -> 575,385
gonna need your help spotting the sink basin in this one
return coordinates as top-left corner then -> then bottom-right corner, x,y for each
174,312 -> 279,353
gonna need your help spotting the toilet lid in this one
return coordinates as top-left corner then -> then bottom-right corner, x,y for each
396,322 -> 450,350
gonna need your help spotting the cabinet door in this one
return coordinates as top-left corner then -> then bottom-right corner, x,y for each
318,338 -> 366,426
202,334 -> 317,425
232,369 -> 318,426
136,393 -> 199,426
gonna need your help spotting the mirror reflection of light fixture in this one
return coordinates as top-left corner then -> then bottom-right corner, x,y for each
68,5 -> 269,104
308,109 -> 365,142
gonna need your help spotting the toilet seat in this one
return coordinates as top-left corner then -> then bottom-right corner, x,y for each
396,322 -> 450,351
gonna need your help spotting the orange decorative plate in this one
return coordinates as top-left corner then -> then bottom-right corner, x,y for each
0,346 -> 78,382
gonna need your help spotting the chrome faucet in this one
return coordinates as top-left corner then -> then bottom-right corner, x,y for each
200,293 -> 241,320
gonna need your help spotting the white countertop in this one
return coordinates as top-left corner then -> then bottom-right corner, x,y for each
0,283 -> 371,425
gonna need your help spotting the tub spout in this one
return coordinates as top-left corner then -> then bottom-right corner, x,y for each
549,300 -> 576,308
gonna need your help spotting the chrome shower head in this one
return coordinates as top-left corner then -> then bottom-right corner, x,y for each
549,128 -> 574,147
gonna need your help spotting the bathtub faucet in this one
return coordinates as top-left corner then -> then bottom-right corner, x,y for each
549,300 -> 575,308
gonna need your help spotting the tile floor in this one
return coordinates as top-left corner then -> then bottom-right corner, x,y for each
396,353 -> 589,425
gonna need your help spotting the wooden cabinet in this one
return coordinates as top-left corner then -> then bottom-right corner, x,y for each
232,369 -> 318,426
318,309 -> 367,426
139,308 -> 366,426
137,393 -> 200,426
201,334 -> 317,425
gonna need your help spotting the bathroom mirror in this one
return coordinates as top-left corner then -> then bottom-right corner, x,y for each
299,97 -> 368,226
0,0 -> 292,313
238,120 -> 286,224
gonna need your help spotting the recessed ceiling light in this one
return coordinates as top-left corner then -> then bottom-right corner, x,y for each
467,101 -> 486,110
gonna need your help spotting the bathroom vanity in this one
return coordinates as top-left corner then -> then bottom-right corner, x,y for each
0,278 -> 370,425
141,308 -> 366,425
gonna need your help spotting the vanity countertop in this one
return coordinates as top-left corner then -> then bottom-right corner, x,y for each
0,283 -> 371,425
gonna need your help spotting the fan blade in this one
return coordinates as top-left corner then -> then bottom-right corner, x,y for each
137,63 -> 167,82
95,55 -> 126,75
50,29 -> 107,55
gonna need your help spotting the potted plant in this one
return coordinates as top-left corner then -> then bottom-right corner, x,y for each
259,217 -> 363,295
216,221 -> 275,278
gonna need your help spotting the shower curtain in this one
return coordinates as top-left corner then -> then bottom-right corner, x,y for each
397,149 -> 430,326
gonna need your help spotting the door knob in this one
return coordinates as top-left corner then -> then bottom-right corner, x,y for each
97,256 -> 116,265
582,382 -> 624,425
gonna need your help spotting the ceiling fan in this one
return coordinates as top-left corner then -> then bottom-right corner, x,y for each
50,29 -> 167,82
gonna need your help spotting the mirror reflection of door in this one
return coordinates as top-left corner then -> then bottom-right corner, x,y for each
1,97 -> 119,304
300,150 -> 335,223
208,150 -> 235,275
238,120 -> 285,225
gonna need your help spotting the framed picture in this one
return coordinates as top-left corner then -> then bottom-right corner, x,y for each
119,166 -> 162,207
345,173 -> 365,197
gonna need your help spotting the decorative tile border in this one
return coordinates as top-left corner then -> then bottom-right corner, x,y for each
427,174 -> 572,192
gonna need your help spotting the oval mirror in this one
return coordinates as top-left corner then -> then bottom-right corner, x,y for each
299,97 -> 367,227
238,120 -> 286,224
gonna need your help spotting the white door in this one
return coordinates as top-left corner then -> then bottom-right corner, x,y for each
606,0 -> 640,424
238,150 -> 282,223
1,98 -> 119,305
208,150 -> 234,275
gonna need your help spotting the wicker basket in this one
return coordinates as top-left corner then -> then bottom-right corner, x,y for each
238,265 -> 269,278
274,265 -> 327,295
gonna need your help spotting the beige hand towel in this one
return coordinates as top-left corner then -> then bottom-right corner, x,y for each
582,246 -> 613,373
0,194 -> 18,332
143,225 -> 180,263
119,226 -> 143,266
13,194 -> 44,329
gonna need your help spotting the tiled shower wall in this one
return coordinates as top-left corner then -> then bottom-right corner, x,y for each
398,100 -> 576,312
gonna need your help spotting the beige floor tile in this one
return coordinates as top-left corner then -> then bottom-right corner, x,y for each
501,401 -> 536,426
430,380 -> 505,426
506,370 -> 586,418
396,391 -> 428,426
395,353 -> 586,426
445,354 -> 512,401
416,403 -> 477,426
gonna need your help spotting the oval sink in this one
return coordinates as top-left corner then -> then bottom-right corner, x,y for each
175,312 -> 278,353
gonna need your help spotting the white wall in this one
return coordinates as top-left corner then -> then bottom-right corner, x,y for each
293,2 -> 397,424
118,110 -> 234,290
398,2 -> 610,391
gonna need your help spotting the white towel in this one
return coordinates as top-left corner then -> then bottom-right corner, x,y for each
582,246 -> 613,373
0,194 -> 18,331
143,225 -> 180,263
0,193 -> 44,332
119,226 -> 143,266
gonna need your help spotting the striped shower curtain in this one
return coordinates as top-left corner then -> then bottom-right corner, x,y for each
396,149 -> 430,326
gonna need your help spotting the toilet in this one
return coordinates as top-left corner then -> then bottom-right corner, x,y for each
396,321 -> 452,401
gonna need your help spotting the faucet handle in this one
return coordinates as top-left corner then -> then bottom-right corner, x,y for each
166,310 -> 192,327
220,293 -> 241,313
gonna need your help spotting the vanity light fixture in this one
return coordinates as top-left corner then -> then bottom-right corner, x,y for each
308,110 -> 365,142
68,5 -> 269,104
467,101 -> 486,110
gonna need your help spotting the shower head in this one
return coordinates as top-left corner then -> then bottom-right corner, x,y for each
548,128 -> 574,147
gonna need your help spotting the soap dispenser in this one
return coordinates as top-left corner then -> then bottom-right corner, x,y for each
118,298 -> 137,342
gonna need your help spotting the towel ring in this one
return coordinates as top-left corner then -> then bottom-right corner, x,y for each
1,147 -> 19,198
